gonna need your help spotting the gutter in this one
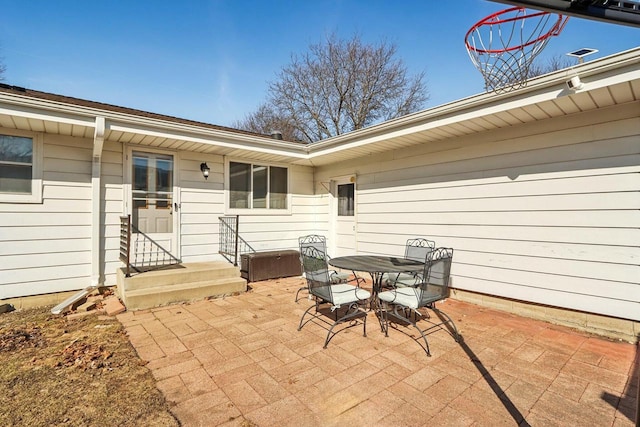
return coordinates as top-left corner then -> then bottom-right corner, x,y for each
1,47 -> 638,163
305,46 -> 640,156
0,90 -> 309,158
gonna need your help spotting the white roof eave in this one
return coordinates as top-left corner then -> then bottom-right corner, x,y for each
305,46 -> 640,160
0,91 -> 310,159
1,47 -> 638,165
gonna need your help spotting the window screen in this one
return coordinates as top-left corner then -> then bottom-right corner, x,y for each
0,135 -> 33,194
229,161 -> 288,209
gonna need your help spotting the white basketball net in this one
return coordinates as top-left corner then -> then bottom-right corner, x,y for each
465,7 -> 569,93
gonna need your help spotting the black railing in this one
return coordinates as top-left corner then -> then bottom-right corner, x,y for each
218,215 -> 255,266
119,216 -> 132,277
119,215 -> 181,277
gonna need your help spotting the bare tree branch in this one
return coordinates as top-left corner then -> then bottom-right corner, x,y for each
0,43 -> 6,81
231,103 -> 303,142
236,34 -> 429,143
528,54 -> 575,78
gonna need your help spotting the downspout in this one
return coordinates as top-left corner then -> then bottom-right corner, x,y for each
91,116 -> 105,286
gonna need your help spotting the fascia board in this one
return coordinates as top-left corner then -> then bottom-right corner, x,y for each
108,122 -> 308,159
305,87 -> 562,159
103,113 -> 306,152
306,47 -> 640,158
1,47 -> 637,163
0,92 -> 309,159
0,100 -> 96,127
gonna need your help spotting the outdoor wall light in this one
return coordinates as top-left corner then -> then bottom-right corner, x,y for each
200,162 -> 210,179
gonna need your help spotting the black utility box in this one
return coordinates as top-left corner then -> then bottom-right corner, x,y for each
240,250 -> 302,282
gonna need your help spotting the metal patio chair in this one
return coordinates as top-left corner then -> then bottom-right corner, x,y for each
295,234 -> 364,302
297,245 -> 371,348
377,247 -> 459,356
383,238 -> 435,288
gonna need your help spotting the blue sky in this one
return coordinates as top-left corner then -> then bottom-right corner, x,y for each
1,1 -> 638,127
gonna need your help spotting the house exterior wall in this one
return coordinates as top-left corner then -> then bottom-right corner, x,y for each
178,152 -> 225,262
110,149 -> 318,281
178,153 -> 318,259
314,102 -> 640,322
0,131 -> 93,299
228,164 -> 319,253
118,149 -> 317,276
1,132 -> 318,300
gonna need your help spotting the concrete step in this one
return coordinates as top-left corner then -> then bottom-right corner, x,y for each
121,276 -> 247,311
117,261 -> 240,291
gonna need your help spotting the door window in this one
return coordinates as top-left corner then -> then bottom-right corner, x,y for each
337,183 -> 354,216
132,152 -> 173,233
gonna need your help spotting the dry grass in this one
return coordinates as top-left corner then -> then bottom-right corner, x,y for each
0,306 -> 179,426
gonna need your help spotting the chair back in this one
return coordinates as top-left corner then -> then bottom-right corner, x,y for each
299,234 -> 329,259
299,245 -> 333,302
404,238 -> 436,262
417,248 -> 453,307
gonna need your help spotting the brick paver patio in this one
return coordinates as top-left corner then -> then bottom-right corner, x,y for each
117,276 -> 638,426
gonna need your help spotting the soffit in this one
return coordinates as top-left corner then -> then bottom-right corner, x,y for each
1,48 -> 638,168
103,122 -> 310,164
297,78 -> 639,167
1,79 -> 635,168
0,96 -> 311,165
0,102 -> 96,139
298,47 -> 640,166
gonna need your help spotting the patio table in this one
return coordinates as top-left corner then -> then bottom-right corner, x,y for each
328,255 -> 425,308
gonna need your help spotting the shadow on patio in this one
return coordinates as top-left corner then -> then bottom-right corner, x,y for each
117,276 -> 638,427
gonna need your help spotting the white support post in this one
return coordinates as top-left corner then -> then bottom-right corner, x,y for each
91,116 -> 105,287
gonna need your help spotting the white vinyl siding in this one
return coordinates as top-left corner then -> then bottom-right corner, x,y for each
179,153 -> 226,262
179,153 -> 317,262
0,133 -> 92,298
314,103 -> 640,321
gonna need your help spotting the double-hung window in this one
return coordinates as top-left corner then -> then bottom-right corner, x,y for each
228,161 -> 288,210
0,132 -> 42,203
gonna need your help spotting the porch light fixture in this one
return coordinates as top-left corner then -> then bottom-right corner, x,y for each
200,162 -> 210,179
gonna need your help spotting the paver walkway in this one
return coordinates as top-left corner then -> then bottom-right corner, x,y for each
117,276 -> 638,426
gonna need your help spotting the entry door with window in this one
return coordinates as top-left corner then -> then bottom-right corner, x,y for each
330,178 -> 357,257
131,151 -> 177,259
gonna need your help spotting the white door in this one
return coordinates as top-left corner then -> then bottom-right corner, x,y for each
330,176 -> 357,257
130,150 -> 178,263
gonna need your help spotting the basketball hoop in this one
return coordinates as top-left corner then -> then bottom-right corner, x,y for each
465,7 -> 569,93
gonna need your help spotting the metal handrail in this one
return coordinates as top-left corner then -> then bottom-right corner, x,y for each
119,216 -> 132,277
119,215 -> 181,276
218,215 -> 255,266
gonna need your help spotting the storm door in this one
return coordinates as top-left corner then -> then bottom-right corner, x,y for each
130,151 -> 177,260
329,177 -> 357,257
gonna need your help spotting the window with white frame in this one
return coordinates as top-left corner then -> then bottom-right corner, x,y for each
0,132 -> 41,203
229,161 -> 288,210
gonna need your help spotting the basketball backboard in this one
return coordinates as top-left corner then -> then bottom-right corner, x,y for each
489,0 -> 640,27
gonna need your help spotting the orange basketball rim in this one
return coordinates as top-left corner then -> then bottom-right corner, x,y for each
465,6 -> 569,93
